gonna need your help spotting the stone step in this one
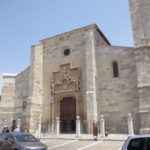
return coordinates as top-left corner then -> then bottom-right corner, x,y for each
40,133 -> 128,141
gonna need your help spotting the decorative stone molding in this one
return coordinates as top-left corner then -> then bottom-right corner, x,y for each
50,64 -> 80,97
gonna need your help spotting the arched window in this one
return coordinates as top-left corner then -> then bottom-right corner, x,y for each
112,61 -> 119,77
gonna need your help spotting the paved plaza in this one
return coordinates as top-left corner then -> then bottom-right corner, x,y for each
41,134 -> 126,150
42,139 -> 123,150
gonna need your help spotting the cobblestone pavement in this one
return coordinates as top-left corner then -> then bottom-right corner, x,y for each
41,139 -> 124,150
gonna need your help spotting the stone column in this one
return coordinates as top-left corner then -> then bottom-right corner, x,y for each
100,115 -> 105,137
56,117 -> 60,136
84,29 -> 98,133
76,116 -> 81,137
128,113 -> 134,135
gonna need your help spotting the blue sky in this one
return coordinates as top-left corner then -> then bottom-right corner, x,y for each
0,0 -> 133,91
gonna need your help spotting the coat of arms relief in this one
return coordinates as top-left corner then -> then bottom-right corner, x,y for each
50,64 -> 80,97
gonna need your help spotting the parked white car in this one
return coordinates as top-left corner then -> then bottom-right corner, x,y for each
122,135 -> 150,150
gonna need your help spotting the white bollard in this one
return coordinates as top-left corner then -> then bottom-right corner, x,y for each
14,118 -> 21,132
17,118 -> 21,129
76,116 -> 81,138
38,122 -> 41,138
56,117 -> 60,136
128,113 -> 134,135
51,121 -> 54,133
100,115 -> 105,137
38,114 -> 42,138
16,118 -> 21,132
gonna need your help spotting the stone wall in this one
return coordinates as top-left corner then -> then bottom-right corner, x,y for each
3,21 -> 150,134
0,75 -> 16,131
135,47 -> 150,133
42,26 -> 89,132
96,46 -> 139,133
15,66 -> 31,130
29,43 -> 43,134
41,24 -> 109,133
129,0 -> 150,46
82,27 -> 110,133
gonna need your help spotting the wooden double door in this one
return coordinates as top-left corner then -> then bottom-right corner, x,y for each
60,97 -> 76,133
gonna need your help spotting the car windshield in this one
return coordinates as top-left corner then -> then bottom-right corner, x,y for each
14,134 -> 38,142
0,134 -> 3,140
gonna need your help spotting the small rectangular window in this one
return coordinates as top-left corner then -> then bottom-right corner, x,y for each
112,61 -> 119,77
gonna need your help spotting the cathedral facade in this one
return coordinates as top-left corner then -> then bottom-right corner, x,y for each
1,0 -> 150,134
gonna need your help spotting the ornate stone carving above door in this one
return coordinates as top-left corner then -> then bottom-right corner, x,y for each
50,64 -> 80,96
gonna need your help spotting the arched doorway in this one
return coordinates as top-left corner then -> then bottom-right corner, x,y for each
60,97 -> 76,133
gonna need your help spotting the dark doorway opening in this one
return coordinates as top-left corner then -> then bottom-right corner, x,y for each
11,120 -> 17,132
60,97 -> 76,133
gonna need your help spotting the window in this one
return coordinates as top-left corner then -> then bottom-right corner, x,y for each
64,49 -> 71,56
127,138 -> 146,150
15,134 -> 38,142
112,61 -> 119,77
5,134 -> 15,141
146,137 -> 150,149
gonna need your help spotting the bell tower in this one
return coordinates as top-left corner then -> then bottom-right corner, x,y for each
129,0 -> 150,47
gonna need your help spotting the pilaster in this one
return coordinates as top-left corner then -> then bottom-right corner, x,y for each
29,43 -> 43,133
84,30 -> 98,133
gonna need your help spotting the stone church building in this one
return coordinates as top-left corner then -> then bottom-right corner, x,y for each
1,0 -> 150,134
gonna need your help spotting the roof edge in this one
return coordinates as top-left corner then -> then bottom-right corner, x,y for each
40,23 -> 111,45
